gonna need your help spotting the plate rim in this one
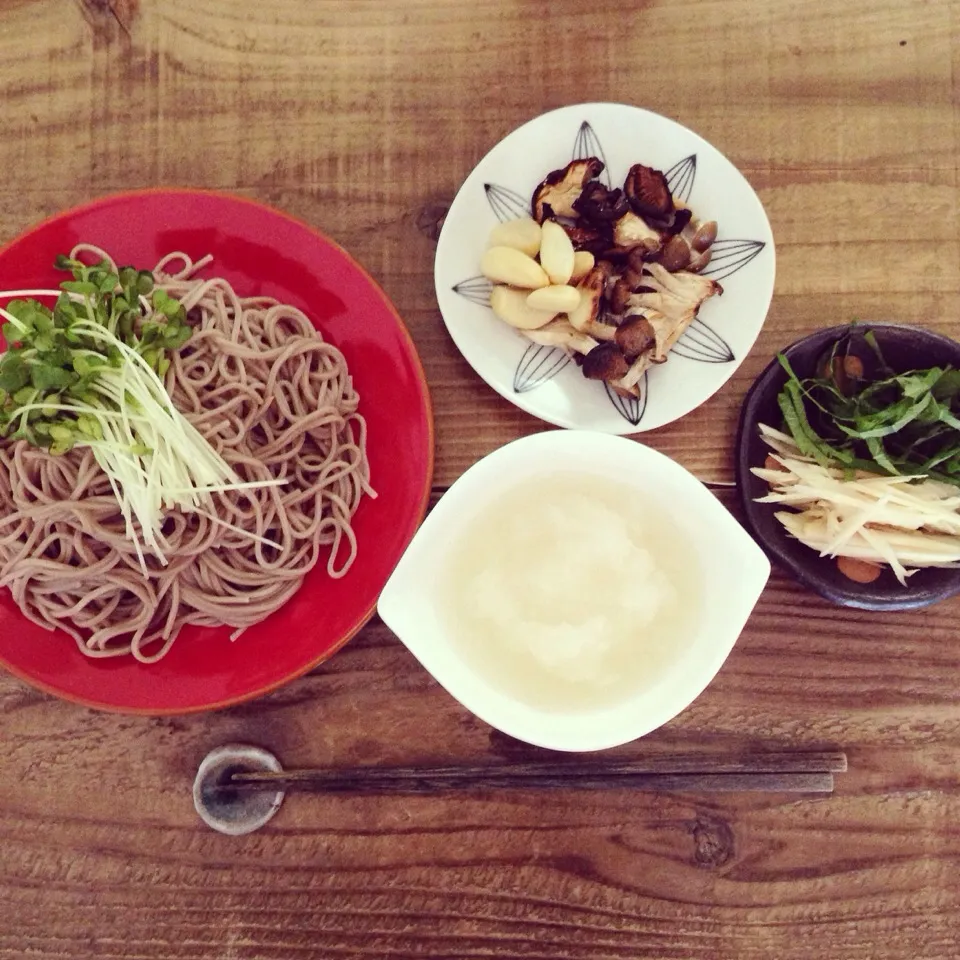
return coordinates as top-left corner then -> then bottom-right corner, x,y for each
434,101 -> 776,435
0,187 -> 435,714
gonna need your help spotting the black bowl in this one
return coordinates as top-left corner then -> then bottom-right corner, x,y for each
735,322 -> 960,611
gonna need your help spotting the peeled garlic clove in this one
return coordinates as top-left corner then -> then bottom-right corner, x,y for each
691,220 -> 718,252
570,250 -> 595,283
538,220 -> 576,285
488,218 -> 542,258
526,284 -> 581,314
490,285 -> 557,330
481,247 -> 550,289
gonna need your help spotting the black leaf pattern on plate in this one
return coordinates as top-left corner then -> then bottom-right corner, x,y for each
604,373 -> 648,426
665,155 -> 696,204
572,121 -> 611,187
672,318 -> 735,363
452,275 -> 493,306
701,239 -> 766,281
513,343 -> 571,393
484,183 -> 529,222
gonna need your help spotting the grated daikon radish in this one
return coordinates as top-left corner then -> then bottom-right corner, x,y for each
438,473 -> 701,713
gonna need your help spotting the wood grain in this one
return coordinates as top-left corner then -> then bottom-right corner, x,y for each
2,0 -> 960,957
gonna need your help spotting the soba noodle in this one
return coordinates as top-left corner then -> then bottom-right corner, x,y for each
0,247 -> 372,662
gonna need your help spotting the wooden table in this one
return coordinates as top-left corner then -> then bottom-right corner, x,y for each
2,1 -> 959,957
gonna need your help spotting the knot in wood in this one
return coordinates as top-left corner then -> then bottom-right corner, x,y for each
691,813 -> 735,868
77,0 -> 138,37
416,200 -> 450,242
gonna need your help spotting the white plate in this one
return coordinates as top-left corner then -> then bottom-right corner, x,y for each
377,430 -> 770,752
434,102 -> 776,434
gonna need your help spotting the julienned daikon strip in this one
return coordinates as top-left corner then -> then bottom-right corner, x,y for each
64,323 -> 251,554
73,377 -> 288,564
755,423 -> 960,584
754,464 -> 960,535
189,506 -> 284,551
757,426 -> 960,531
81,352 -> 288,559
775,511 -> 960,569
820,491 -> 894,556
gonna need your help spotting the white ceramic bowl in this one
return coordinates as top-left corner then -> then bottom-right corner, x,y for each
377,431 -> 770,752
435,102 -> 776,435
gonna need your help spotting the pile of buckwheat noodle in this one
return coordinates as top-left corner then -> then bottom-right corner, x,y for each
0,245 -> 373,663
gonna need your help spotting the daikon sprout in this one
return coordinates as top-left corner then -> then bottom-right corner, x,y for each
0,254 -> 283,571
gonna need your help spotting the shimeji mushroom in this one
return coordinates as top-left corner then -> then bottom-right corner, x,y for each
660,219 -> 719,273
608,268 -> 644,316
634,309 -> 696,364
581,342 -> 630,382
609,314 -> 672,392
614,314 -> 657,361
627,262 -> 722,321
599,264 -> 723,391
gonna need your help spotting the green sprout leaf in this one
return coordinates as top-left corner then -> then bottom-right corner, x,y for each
0,255 -> 194,495
0,355 -> 29,393
2,322 -> 24,345
30,364 -> 78,392
61,280 -> 98,297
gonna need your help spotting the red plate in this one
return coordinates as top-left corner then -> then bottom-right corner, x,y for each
0,190 -> 433,713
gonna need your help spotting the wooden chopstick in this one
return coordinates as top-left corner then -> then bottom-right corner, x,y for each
228,771 -> 835,794
225,751 -> 844,795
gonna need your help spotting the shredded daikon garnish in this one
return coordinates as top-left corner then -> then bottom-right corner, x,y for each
754,424 -> 960,584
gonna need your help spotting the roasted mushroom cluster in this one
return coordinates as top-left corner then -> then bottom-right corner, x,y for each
479,156 -> 723,398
